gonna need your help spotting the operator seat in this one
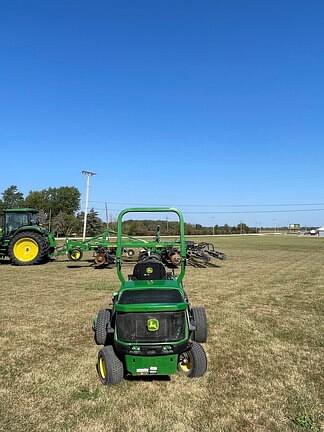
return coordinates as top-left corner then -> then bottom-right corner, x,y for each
132,258 -> 167,280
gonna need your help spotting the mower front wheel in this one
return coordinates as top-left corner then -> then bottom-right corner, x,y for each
191,306 -> 208,343
178,342 -> 207,378
97,346 -> 124,385
94,309 -> 112,345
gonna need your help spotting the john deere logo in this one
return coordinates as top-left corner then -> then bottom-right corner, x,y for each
146,267 -> 153,274
147,318 -> 159,332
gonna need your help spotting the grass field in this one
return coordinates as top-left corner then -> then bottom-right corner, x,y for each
0,235 -> 323,432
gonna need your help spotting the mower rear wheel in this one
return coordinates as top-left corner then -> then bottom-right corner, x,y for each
8,231 -> 49,265
94,309 -> 112,345
191,306 -> 208,343
97,346 -> 124,385
178,342 -> 207,378
68,248 -> 83,261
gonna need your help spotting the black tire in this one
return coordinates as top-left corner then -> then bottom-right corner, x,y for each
191,306 -> 208,343
97,346 -> 124,385
178,342 -> 207,378
94,309 -> 112,345
8,231 -> 49,266
67,248 -> 83,261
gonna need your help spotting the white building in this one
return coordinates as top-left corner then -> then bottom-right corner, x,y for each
316,227 -> 324,237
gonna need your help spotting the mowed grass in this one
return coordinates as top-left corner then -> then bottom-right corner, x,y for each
0,235 -> 323,432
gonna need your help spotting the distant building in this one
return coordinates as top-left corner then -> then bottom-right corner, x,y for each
316,227 -> 324,237
288,223 -> 300,233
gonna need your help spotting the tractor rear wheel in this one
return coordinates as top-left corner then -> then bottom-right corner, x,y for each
8,231 -> 49,265
178,342 -> 207,378
94,309 -> 112,345
97,346 -> 124,385
191,306 -> 208,343
68,248 -> 83,261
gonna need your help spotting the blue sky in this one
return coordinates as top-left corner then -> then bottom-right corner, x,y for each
1,1 -> 323,226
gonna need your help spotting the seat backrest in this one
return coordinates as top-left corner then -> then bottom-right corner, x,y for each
132,259 -> 167,280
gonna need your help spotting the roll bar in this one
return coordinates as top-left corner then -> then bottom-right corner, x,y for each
116,207 -> 186,283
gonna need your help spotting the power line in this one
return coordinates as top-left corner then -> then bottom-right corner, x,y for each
89,207 -> 324,215
88,200 -> 324,208
184,208 -> 324,214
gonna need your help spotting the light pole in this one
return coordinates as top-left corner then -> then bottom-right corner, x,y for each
82,170 -> 96,241
105,202 -> 109,229
211,216 -> 215,235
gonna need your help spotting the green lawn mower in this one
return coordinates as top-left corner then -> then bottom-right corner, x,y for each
93,207 -> 208,384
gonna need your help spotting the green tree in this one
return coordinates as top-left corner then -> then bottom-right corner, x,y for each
223,224 -> 230,234
1,185 -> 24,208
52,211 -> 82,236
24,190 -> 48,212
238,223 -> 250,234
77,209 -> 104,237
51,211 -> 66,236
125,221 -> 138,236
87,209 -> 104,236
37,209 -> 48,227
25,186 -> 80,217
53,187 -> 80,215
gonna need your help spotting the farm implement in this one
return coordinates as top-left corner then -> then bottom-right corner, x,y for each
0,208 -> 136,266
55,229 -> 143,266
93,207 -> 208,384
58,225 -> 226,269
60,237 -> 226,269
0,208 -> 226,269
185,241 -> 226,267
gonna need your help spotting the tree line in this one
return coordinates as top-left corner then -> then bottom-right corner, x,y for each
0,185 -> 258,237
0,185 -> 104,236
120,220 -> 253,236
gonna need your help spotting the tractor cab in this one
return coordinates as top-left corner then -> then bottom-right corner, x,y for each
2,208 -> 39,237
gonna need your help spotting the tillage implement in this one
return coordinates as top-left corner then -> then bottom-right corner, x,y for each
93,208 -> 208,384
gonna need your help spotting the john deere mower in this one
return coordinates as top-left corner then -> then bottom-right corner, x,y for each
0,208 -> 56,265
93,208 -> 208,384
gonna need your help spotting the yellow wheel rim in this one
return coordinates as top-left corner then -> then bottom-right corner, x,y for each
99,357 -> 107,379
71,250 -> 81,260
178,353 -> 192,374
13,238 -> 39,262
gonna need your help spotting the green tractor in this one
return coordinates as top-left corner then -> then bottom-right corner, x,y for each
0,208 -> 56,265
93,208 -> 208,384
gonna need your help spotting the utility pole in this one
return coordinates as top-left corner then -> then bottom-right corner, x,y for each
82,170 -> 96,241
105,202 -> 109,229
